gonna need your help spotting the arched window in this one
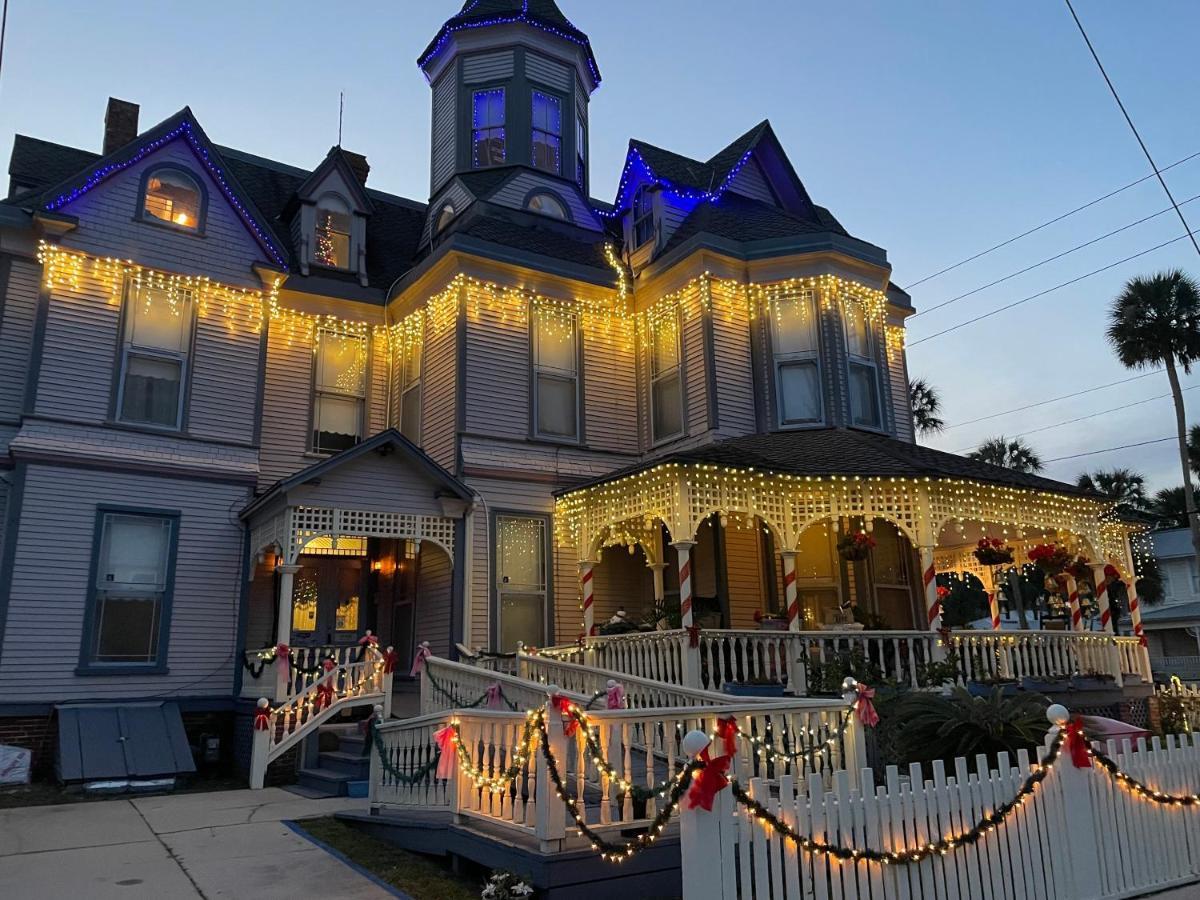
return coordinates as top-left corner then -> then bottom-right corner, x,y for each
633,185 -> 655,247
314,195 -> 352,269
142,168 -> 202,231
526,192 -> 568,221
436,203 -> 456,233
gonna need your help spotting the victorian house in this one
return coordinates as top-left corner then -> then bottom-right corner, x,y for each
0,0 -> 1138,779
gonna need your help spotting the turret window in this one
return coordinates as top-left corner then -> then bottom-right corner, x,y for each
531,91 -> 562,174
844,298 -> 881,428
576,119 -> 587,187
771,290 -> 823,426
314,197 -> 352,269
633,186 -> 655,248
473,89 -> 506,168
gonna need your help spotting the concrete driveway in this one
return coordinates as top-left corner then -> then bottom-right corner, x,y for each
0,788 -> 396,899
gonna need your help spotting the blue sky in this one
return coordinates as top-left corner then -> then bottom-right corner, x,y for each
3,1 -> 1200,492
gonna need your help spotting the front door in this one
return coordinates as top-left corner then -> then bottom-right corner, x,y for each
290,556 -> 365,646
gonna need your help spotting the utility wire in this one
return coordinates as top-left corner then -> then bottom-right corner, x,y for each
1065,0 -> 1200,263
0,0 -> 8,92
1043,436 -> 1175,464
902,148 -> 1200,290
910,192 -> 1200,320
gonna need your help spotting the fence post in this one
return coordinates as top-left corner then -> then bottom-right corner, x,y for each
368,704 -> 382,813
515,642 -> 526,681
419,665 -> 430,715
1046,703 -> 1103,900
536,687 -> 567,852
682,631 -> 703,690
786,635 -> 809,696
841,678 -> 866,788
678,729 -> 732,899
249,698 -> 271,790
381,648 -> 394,719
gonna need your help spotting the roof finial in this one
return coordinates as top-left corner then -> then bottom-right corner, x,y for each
337,91 -> 344,147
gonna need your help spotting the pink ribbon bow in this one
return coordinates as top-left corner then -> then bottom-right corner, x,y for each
433,725 -> 457,780
855,683 -> 880,728
606,682 -> 625,710
485,683 -> 503,709
274,643 -> 290,674
358,631 -> 378,647
410,643 -> 432,677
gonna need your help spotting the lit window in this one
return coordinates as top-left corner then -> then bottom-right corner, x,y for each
292,569 -> 319,633
117,280 -> 192,429
312,329 -> 366,454
496,515 -> 548,651
633,185 -> 655,247
400,335 -> 422,443
473,89 -> 506,168
87,512 -> 175,665
437,203 -> 456,233
142,169 -> 201,230
531,91 -> 562,174
314,197 -> 352,269
532,306 -> 578,441
576,118 -> 586,188
771,290 -> 823,426
526,192 -> 567,220
844,298 -> 880,428
650,314 -> 683,442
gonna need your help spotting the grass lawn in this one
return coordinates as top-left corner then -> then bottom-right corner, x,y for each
298,816 -> 479,900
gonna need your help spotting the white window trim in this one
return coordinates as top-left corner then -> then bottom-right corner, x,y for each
399,338 -> 422,444
311,193 -> 354,272
494,513 -> 550,650
843,298 -> 882,430
311,328 -> 368,455
632,185 -> 655,248
114,278 -> 193,432
531,305 -> 581,443
771,290 -> 824,428
649,311 -> 684,445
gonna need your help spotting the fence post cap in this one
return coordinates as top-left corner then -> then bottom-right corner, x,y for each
545,684 -> 560,697
386,645 -> 394,654
1047,703 -> 1070,726
682,729 -> 710,757
606,679 -> 617,689
256,697 -> 269,710
373,704 -> 383,717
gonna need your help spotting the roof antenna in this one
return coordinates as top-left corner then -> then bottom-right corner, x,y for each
337,91 -> 344,147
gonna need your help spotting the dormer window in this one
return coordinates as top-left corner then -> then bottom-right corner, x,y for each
844,298 -> 881,429
314,196 -> 352,269
633,186 -> 655,247
531,91 -> 562,174
473,89 -> 506,168
141,168 -> 202,231
526,192 -> 567,221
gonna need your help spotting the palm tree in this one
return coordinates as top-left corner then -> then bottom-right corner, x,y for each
1152,485 -> 1198,530
909,378 -> 945,437
1075,468 -> 1148,510
1107,270 -> 1200,560
968,437 -> 1044,473
1189,424 -> 1200,478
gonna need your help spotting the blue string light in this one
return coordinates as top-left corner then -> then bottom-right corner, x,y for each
595,145 -> 757,220
43,120 -> 288,271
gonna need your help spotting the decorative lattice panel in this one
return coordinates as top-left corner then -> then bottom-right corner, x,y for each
250,509 -> 289,557
287,506 -> 456,561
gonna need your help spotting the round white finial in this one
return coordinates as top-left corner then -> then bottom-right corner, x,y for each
681,729 -> 711,757
842,676 -> 859,692
419,640 -> 430,649
386,645 -> 394,654
373,704 -> 383,717
1047,704 -> 1070,727
365,629 -> 373,637
545,684 -> 560,697
256,697 -> 269,710
606,679 -> 617,689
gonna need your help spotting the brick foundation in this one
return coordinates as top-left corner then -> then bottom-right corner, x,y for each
0,713 -> 58,778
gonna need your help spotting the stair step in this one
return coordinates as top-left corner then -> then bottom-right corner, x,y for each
337,735 -> 367,755
297,766 -> 365,797
320,750 -> 371,777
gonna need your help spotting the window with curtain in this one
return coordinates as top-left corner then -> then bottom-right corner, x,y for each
88,512 -> 175,665
400,335 -> 422,443
633,185 -> 655,247
472,89 -> 506,168
312,329 -> 366,454
142,169 -> 202,230
531,91 -> 562,174
314,196 -> 352,269
650,314 -> 683,442
496,515 -> 547,651
532,306 -> 578,440
117,281 -> 192,430
844,298 -> 880,428
771,289 -> 823,426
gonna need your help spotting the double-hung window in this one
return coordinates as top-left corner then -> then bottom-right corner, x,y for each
532,306 -> 579,441
399,336 -> 422,443
85,511 -> 177,668
472,89 -> 506,168
531,91 -> 562,174
496,515 -> 548,651
312,329 -> 367,454
633,186 -> 655,248
576,118 -> 587,187
117,280 -> 192,430
844,298 -> 881,428
650,314 -> 683,442
771,290 -> 823,426
314,197 -> 352,269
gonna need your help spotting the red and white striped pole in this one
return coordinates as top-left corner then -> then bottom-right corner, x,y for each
674,541 -> 697,629
1128,573 -> 1147,648
781,550 -> 800,632
919,546 -> 941,631
1093,564 -> 1114,633
1063,573 -> 1083,632
579,560 -> 596,637
989,591 -> 1002,631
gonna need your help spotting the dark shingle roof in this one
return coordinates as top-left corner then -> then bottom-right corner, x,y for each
568,428 -> 1095,498
659,193 -> 848,258
8,135 -> 99,195
629,121 -> 773,196
460,212 -> 610,271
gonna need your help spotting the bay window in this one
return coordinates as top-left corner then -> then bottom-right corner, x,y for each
844,298 -> 881,428
496,515 -> 548,651
650,313 -> 683,442
312,329 -> 367,454
472,89 -> 506,168
771,289 -> 823,426
531,91 -> 562,174
116,280 -> 192,430
532,306 -> 579,441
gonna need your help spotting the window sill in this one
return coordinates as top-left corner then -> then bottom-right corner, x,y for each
76,664 -> 170,677
132,214 -> 206,238
106,419 -> 187,438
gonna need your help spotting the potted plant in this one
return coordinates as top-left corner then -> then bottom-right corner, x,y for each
753,609 -> 789,632
972,538 -> 1014,567
837,531 -> 876,562
1028,543 -> 1072,577
1071,670 -> 1116,692
722,675 -> 787,698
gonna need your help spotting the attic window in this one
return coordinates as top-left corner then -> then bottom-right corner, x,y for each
526,192 -> 567,221
314,196 -> 352,269
142,169 -> 202,231
633,186 -> 655,248
437,203 -> 456,233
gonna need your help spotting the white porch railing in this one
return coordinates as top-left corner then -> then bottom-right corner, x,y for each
952,632 -> 1151,688
514,651 -> 737,709
419,656 -> 592,716
240,643 -> 368,702
1152,655 -> 1200,681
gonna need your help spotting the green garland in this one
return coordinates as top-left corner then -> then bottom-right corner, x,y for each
454,712 -> 542,792
566,707 -> 678,802
424,668 -> 521,711
1090,744 -> 1200,805
370,724 -> 443,786
735,709 -> 853,767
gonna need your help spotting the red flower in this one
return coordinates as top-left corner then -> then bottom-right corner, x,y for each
753,610 -> 763,623
936,585 -> 950,600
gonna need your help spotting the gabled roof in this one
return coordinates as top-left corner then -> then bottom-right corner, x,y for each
29,108 -> 290,270
659,193 -> 850,259
242,429 -> 473,520
289,146 -> 376,215
419,0 -> 600,86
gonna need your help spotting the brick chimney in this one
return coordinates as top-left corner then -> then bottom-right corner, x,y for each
342,150 -> 370,186
103,98 -> 140,155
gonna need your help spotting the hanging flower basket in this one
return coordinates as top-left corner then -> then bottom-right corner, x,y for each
973,538 -> 1014,567
837,532 -> 876,562
1065,556 -> 1092,580
1028,543 -> 1072,577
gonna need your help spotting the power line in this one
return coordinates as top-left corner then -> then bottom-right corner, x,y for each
1065,0 -> 1200,263
908,232 -> 1193,347
1042,436 -> 1175,464
938,370 -> 1163,432
0,0 -> 8,91
901,148 -> 1200,291
910,192 -> 1200,321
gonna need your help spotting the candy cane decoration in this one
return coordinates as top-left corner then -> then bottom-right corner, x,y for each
676,542 -> 696,628
989,591 -> 1001,631
919,547 -> 941,631
580,561 -> 596,637
1094,564 -> 1113,632
1063,574 -> 1082,632
1128,574 -> 1147,647
781,551 -> 800,632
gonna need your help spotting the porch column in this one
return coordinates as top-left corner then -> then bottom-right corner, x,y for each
1093,564 -> 1114,633
276,564 -> 302,646
648,563 -> 667,628
579,560 -> 597,638
673,541 -> 698,628
918,545 -> 941,631
780,550 -> 800,632
1063,574 -> 1083,632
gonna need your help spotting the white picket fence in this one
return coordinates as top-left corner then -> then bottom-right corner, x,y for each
680,712 -> 1200,899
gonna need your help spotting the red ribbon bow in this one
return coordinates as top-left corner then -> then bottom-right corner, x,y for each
716,716 -> 739,758
687,749 -> 731,811
254,710 -> 272,731
433,725 -> 458,780
855,683 -> 880,728
274,644 -> 290,674
358,631 -> 378,647
383,649 -> 399,674
485,683 -> 503,709
315,682 -> 334,711
606,682 -> 625,710
551,694 -> 580,737
1063,717 -> 1092,769
686,625 -> 702,648
410,643 -> 432,677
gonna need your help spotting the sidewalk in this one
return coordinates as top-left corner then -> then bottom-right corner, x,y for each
0,788 -> 395,899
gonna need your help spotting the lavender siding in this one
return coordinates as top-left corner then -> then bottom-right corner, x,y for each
727,157 -> 776,205
489,172 -> 602,230
0,257 -> 39,426
420,287 -> 459,473
289,451 -> 450,520
709,280 -> 756,438
464,290 -> 528,441
0,464 -> 248,701
415,543 -> 454,658
431,69 -> 458,194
